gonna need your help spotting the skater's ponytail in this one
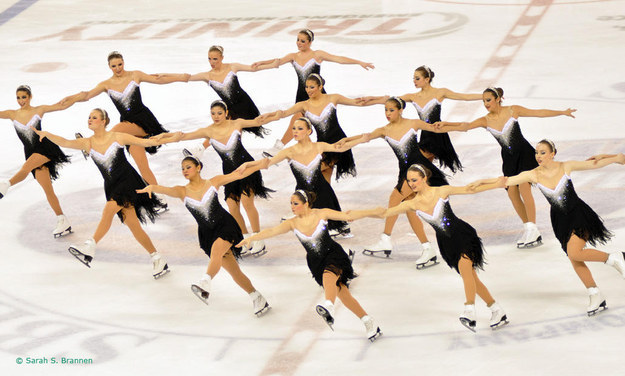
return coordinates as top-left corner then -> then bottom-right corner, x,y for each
386,96 -> 406,110
484,87 -> 504,100
182,156 -> 203,170
415,65 -> 435,83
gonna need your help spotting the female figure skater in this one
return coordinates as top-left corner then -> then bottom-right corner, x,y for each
435,87 -> 576,248
61,51 -> 190,185
183,45 -> 271,157
33,109 -> 178,279
262,73 -> 370,183
0,85 -> 73,237
474,140 -> 625,316
340,97 -> 448,267
251,29 -> 374,157
137,156 -> 270,316
358,65 -> 483,172
376,164 -> 508,332
239,117 -> 360,237
238,190 -> 383,341
157,100 -> 275,256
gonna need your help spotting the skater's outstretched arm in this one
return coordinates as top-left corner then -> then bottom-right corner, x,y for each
382,200 -> 419,218
587,153 -> 625,164
32,128 -> 90,151
434,117 -> 486,132
512,105 -> 576,119
137,71 -> 191,85
444,177 -> 507,196
440,88 -> 482,101
237,220 -> 292,248
564,155 -> 625,172
0,109 -> 16,119
60,81 -> 107,105
137,185 -> 186,200
154,128 -> 211,144
316,50 -> 374,70
188,71 -> 211,82
116,132 -> 182,148
210,163 -> 267,188
504,170 -> 539,187
322,208 -> 386,222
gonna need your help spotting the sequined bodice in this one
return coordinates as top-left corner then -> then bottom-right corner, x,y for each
537,174 -> 579,213
305,103 -> 338,137
385,128 -> 421,166
294,219 -> 332,256
184,186 -> 227,228
89,142 -> 129,180
486,117 -> 526,153
208,71 -> 241,101
289,154 -> 323,190
416,198 -> 456,236
210,130 -> 243,164
13,114 -> 42,147
107,81 -> 144,114
413,98 -> 442,123
292,59 -> 321,87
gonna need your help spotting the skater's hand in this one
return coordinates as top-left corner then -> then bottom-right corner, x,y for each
236,238 -> 252,248
618,153 -> 625,165
235,163 -> 250,175
433,121 -> 445,130
31,126 -> 48,141
334,139 -> 347,149
563,108 -> 577,118
586,154 -> 612,164
136,186 -> 153,198
360,62 -> 375,70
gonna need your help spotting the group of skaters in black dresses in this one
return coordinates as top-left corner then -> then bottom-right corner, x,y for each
1,29 -> 624,340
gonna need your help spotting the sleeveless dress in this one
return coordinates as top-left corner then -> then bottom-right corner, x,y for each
292,58 -> 326,103
413,98 -> 462,173
209,130 -> 274,201
13,114 -> 70,180
416,197 -> 485,273
486,117 -> 538,176
304,103 -> 356,180
294,219 -> 356,286
536,174 -> 612,253
384,128 -> 448,191
107,81 -> 168,154
207,71 -> 267,137
89,142 -> 165,223
288,154 -> 348,233
184,185 -> 243,258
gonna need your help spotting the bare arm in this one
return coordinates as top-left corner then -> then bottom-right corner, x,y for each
444,178 -> 507,195
505,170 -> 538,187
316,50 -> 374,70
188,72 -> 211,82
587,153 -> 625,164
440,88 -> 482,101
0,109 -> 16,119
328,134 -> 371,153
136,184 -> 186,200
355,95 -> 389,106
237,220 -> 292,248
382,200 -> 417,218
32,128 -> 89,151
512,105 -> 576,119
251,53 -> 294,70
210,161 -> 267,188
61,82 -> 107,104
333,94 -> 365,107
564,154 -> 625,172
136,71 -> 191,85
434,117 -> 487,132
116,132 -> 182,148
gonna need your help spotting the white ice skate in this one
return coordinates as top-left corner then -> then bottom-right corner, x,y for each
250,291 -> 270,317
315,300 -> 335,331
587,287 -> 608,316
240,233 -> 251,256
459,304 -> 476,332
606,252 -> 625,278
191,276 -> 212,305
262,139 -> 284,159
151,253 -> 170,279
515,226 -> 527,248
249,236 -> 267,257
488,302 -> 509,330
52,214 -> 72,238
329,226 -> 353,240
362,315 -> 383,342
0,180 -> 10,199
74,133 -> 90,160
68,238 -> 95,268
415,242 -> 439,269
154,199 -> 169,215
182,143 -> 206,159
362,233 -> 393,258
520,222 -> 542,249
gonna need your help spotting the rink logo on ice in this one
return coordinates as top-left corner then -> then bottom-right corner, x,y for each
25,13 -> 468,44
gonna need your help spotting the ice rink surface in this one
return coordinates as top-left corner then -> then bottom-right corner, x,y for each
1,0 -> 625,375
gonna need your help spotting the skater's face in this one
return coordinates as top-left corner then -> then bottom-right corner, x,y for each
384,102 -> 402,122
291,120 -> 312,141
210,106 -> 228,123
208,51 -> 223,69
482,92 -> 499,112
296,33 -> 312,51
413,71 -> 428,88
535,143 -> 555,165
305,79 -> 322,98
108,58 -> 124,77
407,170 -> 427,192
181,160 -> 200,179
290,195 -> 308,215
87,110 -> 106,130
16,90 -> 30,107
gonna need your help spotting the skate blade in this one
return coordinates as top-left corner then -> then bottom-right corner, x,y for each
587,302 -> 608,317
251,246 -> 267,257
315,305 -> 335,331
459,318 -> 476,333
53,227 -> 73,238
153,265 -> 170,280
68,247 -> 92,268
255,303 -> 271,317
416,258 -> 439,270
368,328 -> 383,343
519,237 -> 543,249
155,205 -> 169,215
490,316 -> 510,330
191,285 -> 210,305
362,249 -> 392,258
75,133 -> 90,160
332,232 -> 354,240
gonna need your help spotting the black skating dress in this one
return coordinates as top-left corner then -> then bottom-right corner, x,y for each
89,142 -> 166,223
13,114 -> 69,180
292,58 -> 326,103
209,130 -> 274,201
208,71 -> 267,137
413,99 -> 462,173
384,128 -> 448,191
536,174 -> 612,253
107,81 -> 168,154
416,198 -> 485,273
304,103 -> 356,180
184,185 -> 243,258
293,219 -> 356,286
288,154 -> 348,233
486,117 -> 538,176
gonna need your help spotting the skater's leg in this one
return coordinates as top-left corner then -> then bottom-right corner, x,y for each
121,207 -> 157,254
240,193 -> 260,233
567,234 -> 609,263
226,196 -> 249,234
111,122 -> 157,185
9,153 -> 50,186
322,270 -> 340,303
336,283 -> 367,318
400,181 -> 428,243
518,182 -> 536,223
506,185 -> 529,223
92,200 -> 123,243
458,256 -> 477,305
206,238 -> 231,278
321,161 -> 334,185
383,188 -> 405,235
221,251 -> 255,293
473,269 -> 495,306
34,166 -> 63,215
